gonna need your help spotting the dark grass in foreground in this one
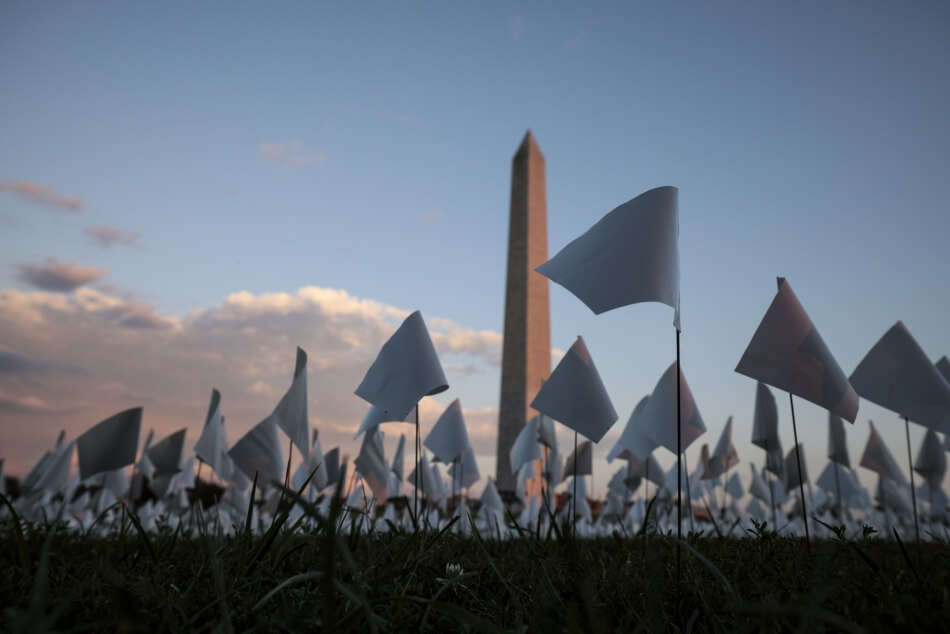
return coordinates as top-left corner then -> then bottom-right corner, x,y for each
3,495 -> 950,632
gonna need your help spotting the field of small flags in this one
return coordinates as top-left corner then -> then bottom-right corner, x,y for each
4,186 -> 950,630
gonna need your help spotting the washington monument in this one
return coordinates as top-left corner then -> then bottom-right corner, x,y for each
496,131 -> 551,494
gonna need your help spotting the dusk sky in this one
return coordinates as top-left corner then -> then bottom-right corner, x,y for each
2,2 -> 949,497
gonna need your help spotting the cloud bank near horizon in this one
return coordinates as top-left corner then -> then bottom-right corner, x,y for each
0,284 -> 507,475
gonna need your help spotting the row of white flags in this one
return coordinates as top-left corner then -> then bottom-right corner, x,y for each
5,184 -> 950,535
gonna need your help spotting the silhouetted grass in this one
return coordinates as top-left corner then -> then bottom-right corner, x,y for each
2,490 -> 950,632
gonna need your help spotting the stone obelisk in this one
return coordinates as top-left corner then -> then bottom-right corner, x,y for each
496,130 -> 551,495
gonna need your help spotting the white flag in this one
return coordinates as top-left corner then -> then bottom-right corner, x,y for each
267,347 -> 310,462
849,321 -> 950,433
448,447 -> 480,490
424,399 -> 471,464
355,311 -> 449,421
354,427 -> 389,500
859,421 -> 908,487
509,415 -> 543,475
751,382 -> 780,451
562,440 -> 593,480
228,417 -> 284,487
537,186 -> 680,329
709,416 -> 739,477
194,389 -> 228,479
827,413 -> 850,468
77,407 -> 142,481
530,336 -> 617,443
783,444 -> 808,493
736,278 -> 858,423
146,428 -> 186,476
914,429 -> 946,491
607,395 -> 659,463
640,361 -> 707,455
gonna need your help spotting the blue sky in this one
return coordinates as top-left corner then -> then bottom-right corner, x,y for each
2,1 -> 949,497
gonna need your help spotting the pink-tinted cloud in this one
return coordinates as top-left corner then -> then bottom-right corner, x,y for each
17,258 -> 107,292
0,285 -> 502,477
0,180 -> 82,211
259,141 -> 326,169
84,225 -> 140,249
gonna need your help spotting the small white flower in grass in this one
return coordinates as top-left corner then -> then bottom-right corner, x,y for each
437,563 -> 464,585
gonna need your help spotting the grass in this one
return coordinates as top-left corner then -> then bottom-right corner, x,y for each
2,487 -> 950,632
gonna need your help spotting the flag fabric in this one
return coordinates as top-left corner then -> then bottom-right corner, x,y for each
736,278 -> 858,423
632,452 -> 667,488
725,472 -> 744,500
530,336 -> 618,443
536,186 -> 680,329
355,310 -> 449,421
449,447 -> 481,489
827,413 -> 851,468
323,447 -> 341,489
354,427 -> 389,500
77,407 -> 143,481
355,404 -> 416,440
607,395 -> 659,463
640,361 -> 707,455
709,416 -> 739,477
424,398 -> 471,464
270,347 -> 311,462
146,428 -> 186,475
751,382 -> 780,451
849,321 -> 950,433
407,453 -> 437,496
228,417 -> 284,486
859,421 -> 908,487
816,462 -> 862,505
509,415 -> 543,475
784,444 -> 808,493
536,414 -> 558,451
34,441 -> 74,493
937,356 -> 950,384
748,463 -> 771,503
391,434 -> 406,482
194,389 -> 228,478
914,429 -> 947,491
562,440 -> 593,480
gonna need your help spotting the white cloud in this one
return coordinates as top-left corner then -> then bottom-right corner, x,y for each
0,285 -> 504,475
0,180 -> 82,211
17,258 -> 108,293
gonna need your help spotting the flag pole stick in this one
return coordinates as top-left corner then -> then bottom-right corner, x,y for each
904,417 -> 921,551
683,448 -> 695,533
787,394 -> 811,549
832,460 -> 843,521
763,438 -> 778,528
413,405 -> 419,531
675,328 -> 683,589
572,430 -> 578,539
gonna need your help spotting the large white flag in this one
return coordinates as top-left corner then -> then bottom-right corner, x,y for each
736,278 -> 858,423
530,336 -> 617,443
640,361 -> 707,455
270,347 -> 311,462
859,421 -> 908,487
355,310 -> 449,421
424,398 -> 471,464
827,413 -> 851,468
77,407 -> 142,481
849,321 -> 950,433
228,417 -> 284,487
536,186 -> 680,329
